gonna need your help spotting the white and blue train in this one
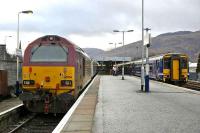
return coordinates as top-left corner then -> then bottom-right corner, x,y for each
118,53 -> 189,84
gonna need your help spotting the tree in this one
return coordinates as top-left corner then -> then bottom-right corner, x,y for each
196,53 -> 200,73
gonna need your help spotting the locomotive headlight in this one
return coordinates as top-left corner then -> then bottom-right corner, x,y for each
49,36 -> 54,41
23,80 -> 35,85
61,80 -> 72,86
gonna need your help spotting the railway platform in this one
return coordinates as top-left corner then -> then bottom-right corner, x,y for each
55,76 -> 100,133
0,97 -> 22,114
56,75 -> 200,133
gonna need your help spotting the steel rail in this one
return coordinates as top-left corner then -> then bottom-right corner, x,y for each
8,114 -> 36,133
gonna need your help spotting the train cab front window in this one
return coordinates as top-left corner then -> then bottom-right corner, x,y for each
163,58 -> 170,69
30,45 -> 68,62
181,58 -> 188,68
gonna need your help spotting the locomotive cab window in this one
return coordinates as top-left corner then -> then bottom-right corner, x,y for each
30,44 -> 68,62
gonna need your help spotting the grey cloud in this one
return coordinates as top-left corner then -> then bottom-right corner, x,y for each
0,0 -> 200,37
20,0 -> 139,35
144,0 -> 200,32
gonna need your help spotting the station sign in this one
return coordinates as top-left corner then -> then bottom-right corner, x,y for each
16,48 -> 22,57
95,57 -> 132,62
144,32 -> 150,46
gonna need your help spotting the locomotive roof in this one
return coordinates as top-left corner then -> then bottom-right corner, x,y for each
26,35 -> 91,58
74,45 -> 91,60
23,35 -> 94,66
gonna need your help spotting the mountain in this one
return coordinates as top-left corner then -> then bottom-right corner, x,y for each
83,48 -> 105,59
157,31 -> 192,37
83,30 -> 200,62
104,30 -> 200,62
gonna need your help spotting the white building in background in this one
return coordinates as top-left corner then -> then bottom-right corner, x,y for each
189,62 -> 197,80
189,62 -> 197,72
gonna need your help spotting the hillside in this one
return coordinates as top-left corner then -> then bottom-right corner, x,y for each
83,48 -> 105,59
102,30 -> 200,62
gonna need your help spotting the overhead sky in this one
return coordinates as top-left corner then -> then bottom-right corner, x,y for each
0,0 -> 199,54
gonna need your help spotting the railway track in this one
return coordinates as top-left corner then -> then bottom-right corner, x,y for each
180,80 -> 200,91
14,113 -> 64,133
0,105 -> 64,133
4,113 -> 64,133
1,75 -> 96,133
7,113 -> 36,133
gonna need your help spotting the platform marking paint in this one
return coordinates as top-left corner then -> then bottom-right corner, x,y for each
0,104 -> 23,116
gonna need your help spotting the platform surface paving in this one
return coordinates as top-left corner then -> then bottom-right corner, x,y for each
61,76 -> 100,133
93,75 -> 200,133
0,97 -> 22,113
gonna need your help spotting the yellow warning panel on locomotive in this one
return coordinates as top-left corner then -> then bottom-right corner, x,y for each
22,66 -> 75,91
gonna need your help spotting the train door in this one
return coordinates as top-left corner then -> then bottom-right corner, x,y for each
172,59 -> 180,80
76,53 -> 83,93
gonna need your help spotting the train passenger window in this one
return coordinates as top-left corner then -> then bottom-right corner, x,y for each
156,60 -> 159,68
164,58 -> 170,69
30,45 -> 68,62
150,65 -> 153,71
181,58 -> 187,68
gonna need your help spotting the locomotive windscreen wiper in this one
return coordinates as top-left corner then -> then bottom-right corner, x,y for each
31,43 -> 42,55
57,43 -> 68,53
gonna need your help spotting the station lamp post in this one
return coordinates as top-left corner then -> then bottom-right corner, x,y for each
113,30 -> 134,80
109,42 -> 122,66
16,10 -> 33,95
141,0 -> 145,91
144,28 -> 151,92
